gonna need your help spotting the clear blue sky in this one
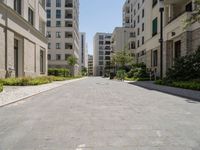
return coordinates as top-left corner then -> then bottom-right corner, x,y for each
80,0 -> 124,55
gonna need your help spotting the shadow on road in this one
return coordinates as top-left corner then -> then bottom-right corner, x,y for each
128,81 -> 200,103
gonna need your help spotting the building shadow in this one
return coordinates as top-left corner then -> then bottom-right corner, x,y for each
128,81 -> 200,103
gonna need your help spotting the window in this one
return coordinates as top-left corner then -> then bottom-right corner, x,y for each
40,50 -> 45,73
48,54 -> 51,60
137,40 -> 140,48
142,23 -> 145,32
65,21 -> 73,27
99,56 -> 103,60
65,32 -> 73,38
65,43 -> 73,49
174,41 -> 181,58
47,31 -> 51,38
56,54 -> 61,60
99,41 -> 104,45
142,36 -> 144,45
137,15 -> 140,23
47,10 -> 51,18
48,43 -> 51,49
99,61 -> 103,65
142,9 -> 144,18
65,0 -> 73,7
56,0 -> 61,7
46,0 -> 51,7
56,43 -> 61,49
99,51 -> 103,55
56,10 -> 61,18
152,0 -> 158,7
99,35 -> 104,40
152,50 -> 158,67
152,17 -> 158,36
56,21 -> 61,27
137,28 -> 140,36
56,32 -> 61,38
65,54 -> 71,60
28,8 -> 34,25
47,20 -> 51,27
14,0 -> 21,14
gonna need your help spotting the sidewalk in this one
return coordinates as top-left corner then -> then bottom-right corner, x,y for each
128,81 -> 200,102
0,77 -> 86,107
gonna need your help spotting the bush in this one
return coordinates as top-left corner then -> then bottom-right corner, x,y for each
172,81 -> 200,91
48,68 -> 70,77
116,70 -> 126,80
165,47 -> 200,82
0,83 -> 3,92
127,63 -> 149,78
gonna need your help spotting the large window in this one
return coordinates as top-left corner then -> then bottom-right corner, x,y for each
152,0 -> 158,7
174,41 -> 181,59
152,50 -> 158,67
56,43 -> 61,49
56,0 -> 61,7
56,21 -> 61,27
56,54 -> 61,60
56,32 -> 61,38
47,10 -> 51,18
46,0 -> 51,7
152,17 -> 158,37
56,10 -> 61,18
28,8 -> 34,25
14,0 -> 21,14
40,50 -> 45,74
47,20 -> 51,27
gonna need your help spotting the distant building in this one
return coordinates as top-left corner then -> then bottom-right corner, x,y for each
88,55 -> 93,76
93,33 -> 112,76
79,32 -> 88,70
0,0 -> 47,78
46,0 -> 80,75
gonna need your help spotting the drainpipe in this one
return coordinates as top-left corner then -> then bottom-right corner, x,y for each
5,11 -> 8,77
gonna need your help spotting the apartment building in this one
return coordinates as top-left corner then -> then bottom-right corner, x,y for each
93,33 -> 112,76
111,27 -> 135,55
79,32 -> 88,70
0,0 -> 47,78
122,0 -> 200,77
46,0 -> 80,75
88,54 -> 93,76
123,0 -> 147,64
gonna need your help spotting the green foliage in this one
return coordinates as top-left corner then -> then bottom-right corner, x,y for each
81,67 -> 88,76
67,56 -> 78,67
116,70 -> 126,80
184,0 -> 200,28
48,68 -> 70,77
0,76 -> 75,86
0,83 -> 3,92
127,63 -> 148,79
125,77 -> 150,81
111,51 -> 134,69
165,48 -> 200,82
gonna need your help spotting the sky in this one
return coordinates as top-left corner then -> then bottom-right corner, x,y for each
79,0 -> 124,55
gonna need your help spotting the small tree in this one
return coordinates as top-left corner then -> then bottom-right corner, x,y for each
67,56 -> 78,76
111,51 -> 134,70
81,67 -> 88,76
184,0 -> 200,28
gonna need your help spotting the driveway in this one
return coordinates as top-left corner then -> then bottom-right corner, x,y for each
0,77 -> 200,150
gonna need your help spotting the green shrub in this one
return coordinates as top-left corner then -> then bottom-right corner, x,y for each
116,70 -> 126,80
127,63 -> 148,78
165,47 -> 200,82
172,81 -> 200,91
0,83 -> 3,92
48,68 -> 70,77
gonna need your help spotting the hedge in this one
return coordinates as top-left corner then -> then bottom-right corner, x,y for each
48,68 -> 70,77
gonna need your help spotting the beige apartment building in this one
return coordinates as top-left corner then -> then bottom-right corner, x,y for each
111,27 -> 136,55
79,32 -> 88,70
46,0 -> 80,75
0,0 -> 47,78
122,0 -> 200,77
88,54 -> 93,76
93,33 -> 112,76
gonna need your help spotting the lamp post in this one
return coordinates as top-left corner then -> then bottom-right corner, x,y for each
159,0 -> 164,79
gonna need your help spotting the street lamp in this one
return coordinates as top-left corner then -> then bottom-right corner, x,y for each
159,0 -> 164,79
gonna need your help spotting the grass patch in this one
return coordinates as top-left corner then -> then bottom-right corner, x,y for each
0,76 -> 82,86
155,80 -> 200,91
0,83 -> 3,92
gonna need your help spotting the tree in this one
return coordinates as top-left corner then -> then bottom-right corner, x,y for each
81,67 -> 88,76
67,56 -> 78,76
111,51 -> 134,70
184,0 -> 200,28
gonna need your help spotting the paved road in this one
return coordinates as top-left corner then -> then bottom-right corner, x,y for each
0,77 -> 200,150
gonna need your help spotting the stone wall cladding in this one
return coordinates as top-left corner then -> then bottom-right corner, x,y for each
192,27 -> 200,52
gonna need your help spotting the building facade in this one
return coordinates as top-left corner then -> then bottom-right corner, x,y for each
46,0 -> 80,75
79,32 -> 88,70
111,27 -> 136,55
0,0 -> 47,78
93,33 -> 112,76
122,0 -> 200,77
88,54 -> 93,76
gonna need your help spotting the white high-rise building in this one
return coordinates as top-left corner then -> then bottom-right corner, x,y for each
46,0 -> 80,75
0,0 -> 47,78
93,33 -> 112,76
79,32 -> 88,70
